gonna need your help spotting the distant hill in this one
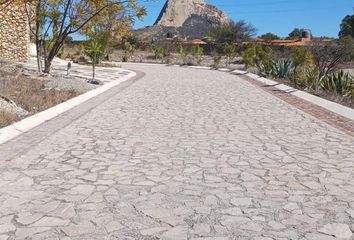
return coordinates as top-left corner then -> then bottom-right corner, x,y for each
134,0 -> 228,41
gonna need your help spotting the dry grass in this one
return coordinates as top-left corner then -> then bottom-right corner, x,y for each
0,69 -> 77,127
0,110 -> 19,128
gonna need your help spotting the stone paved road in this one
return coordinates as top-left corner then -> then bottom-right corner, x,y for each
0,64 -> 354,240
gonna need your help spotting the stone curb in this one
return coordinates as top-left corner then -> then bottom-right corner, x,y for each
0,69 -> 136,145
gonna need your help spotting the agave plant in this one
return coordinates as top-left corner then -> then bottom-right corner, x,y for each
304,67 -> 320,90
321,71 -> 354,96
271,59 -> 294,79
259,59 -> 294,79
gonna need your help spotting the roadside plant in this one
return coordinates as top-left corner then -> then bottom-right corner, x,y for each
308,38 -> 354,91
84,41 -> 103,81
84,30 -> 106,81
178,45 -> 189,65
191,45 -> 204,65
151,43 -> 165,62
291,47 -> 313,86
122,41 -> 135,62
224,43 -> 236,66
303,66 -> 320,90
270,59 -> 294,79
320,71 -> 354,97
242,43 -> 273,75
212,55 -> 222,69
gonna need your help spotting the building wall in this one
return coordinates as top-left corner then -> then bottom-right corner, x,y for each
0,3 -> 30,62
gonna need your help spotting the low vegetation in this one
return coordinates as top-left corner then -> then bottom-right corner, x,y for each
0,110 -> 19,129
0,69 -> 77,128
241,37 -> 354,107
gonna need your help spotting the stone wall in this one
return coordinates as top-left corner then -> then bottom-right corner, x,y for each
0,3 -> 30,62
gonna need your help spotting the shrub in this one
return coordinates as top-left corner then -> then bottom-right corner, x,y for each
309,40 -> 352,77
191,45 -> 204,65
292,47 -> 313,85
242,43 -> 273,75
212,55 -> 222,68
302,66 -> 320,90
178,45 -> 189,65
321,71 -> 354,97
224,43 -> 236,66
0,110 -> 19,128
122,41 -> 135,62
151,43 -> 165,61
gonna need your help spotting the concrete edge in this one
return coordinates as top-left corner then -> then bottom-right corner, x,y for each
0,70 -> 137,145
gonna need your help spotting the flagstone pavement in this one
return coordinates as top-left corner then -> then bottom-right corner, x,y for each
0,63 -> 353,240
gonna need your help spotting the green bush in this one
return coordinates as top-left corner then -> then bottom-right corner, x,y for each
292,47 -> 313,85
224,43 -> 236,66
151,43 -> 165,61
178,45 -> 189,65
296,66 -> 318,89
212,55 -> 222,68
122,41 -> 135,62
191,45 -> 204,65
242,43 -> 273,74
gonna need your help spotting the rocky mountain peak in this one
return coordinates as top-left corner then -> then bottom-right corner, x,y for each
154,0 -> 228,28
134,0 -> 229,41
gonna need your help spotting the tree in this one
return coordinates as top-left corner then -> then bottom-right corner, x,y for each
339,14 -> 354,38
287,28 -> 303,39
84,28 -> 110,81
339,36 -> 354,61
259,32 -> 280,42
84,41 -> 103,81
14,0 -> 145,73
208,20 -> 257,43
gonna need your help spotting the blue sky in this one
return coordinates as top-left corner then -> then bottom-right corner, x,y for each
134,0 -> 353,38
